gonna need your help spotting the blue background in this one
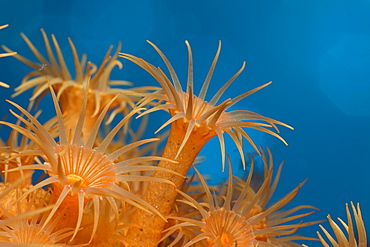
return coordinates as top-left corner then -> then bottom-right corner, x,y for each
1,1 -> 370,245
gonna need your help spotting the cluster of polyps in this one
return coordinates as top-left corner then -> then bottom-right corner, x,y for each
0,27 -> 366,247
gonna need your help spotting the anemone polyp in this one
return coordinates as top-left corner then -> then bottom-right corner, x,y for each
201,208 -> 255,247
0,175 -> 69,245
163,150 -> 320,247
50,144 -> 117,192
0,210 -> 74,245
1,29 -> 158,135
117,41 -> 294,246
120,40 -> 293,171
0,82 -> 178,243
1,29 -> 128,101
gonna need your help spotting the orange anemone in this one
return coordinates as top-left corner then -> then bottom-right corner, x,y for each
2,29 -> 158,137
163,149 -> 319,247
0,83 -> 178,243
120,40 -> 293,170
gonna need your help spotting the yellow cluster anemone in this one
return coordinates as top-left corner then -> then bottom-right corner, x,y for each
162,149 -> 319,247
0,83 -> 179,243
120,40 -> 293,171
0,175 -> 62,246
1,29 -> 363,247
118,41 -> 294,246
0,201 -> 73,246
2,30 -> 158,137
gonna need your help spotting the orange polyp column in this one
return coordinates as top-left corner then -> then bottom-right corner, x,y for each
58,86 -> 97,137
125,118 -> 216,247
49,184 -> 80,233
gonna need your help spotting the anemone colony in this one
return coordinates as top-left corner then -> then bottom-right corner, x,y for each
0,25 -> 367,247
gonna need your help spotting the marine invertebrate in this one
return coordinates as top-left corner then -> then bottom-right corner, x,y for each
317,202 -> 367,247
119,41 -> 293,246
231,148 -> 321,245
162,150 -> 319,247
2,30 -> 157,139
0,191 -> 72,246
0,83 -> 178,243
121,41 -> 292,170
0,212 -> 73,246
0,175 -> 62,245
0,29 -> 343,247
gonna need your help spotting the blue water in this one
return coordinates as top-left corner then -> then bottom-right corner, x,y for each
1,1 -> 370,246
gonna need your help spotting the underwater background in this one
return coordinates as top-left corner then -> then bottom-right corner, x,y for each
0,1 -> 369,245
